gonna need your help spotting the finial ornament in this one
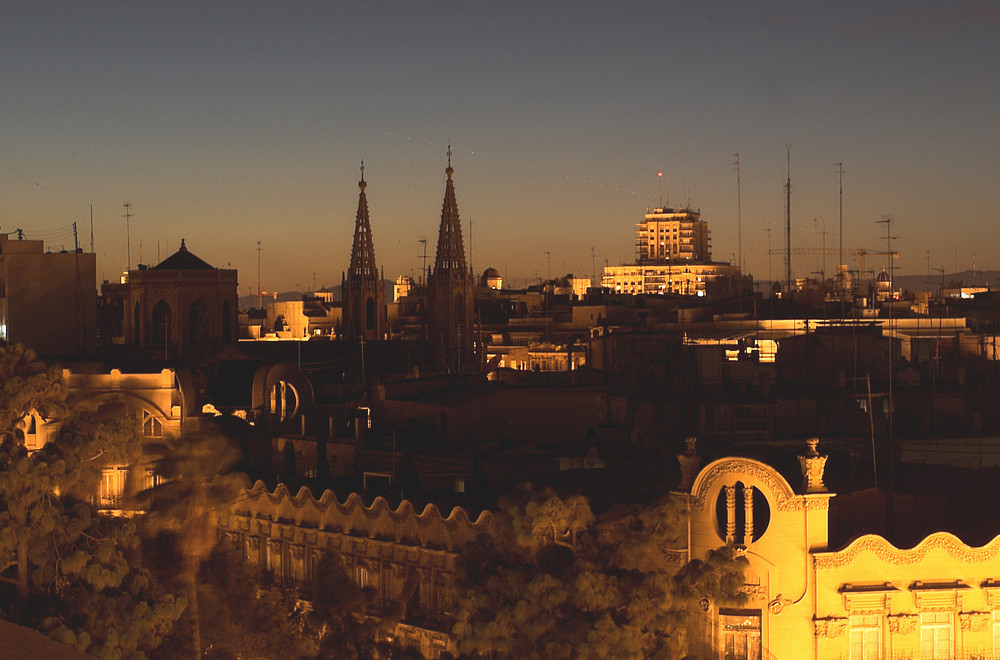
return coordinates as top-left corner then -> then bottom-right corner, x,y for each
799,437 -> 828,493
359,160 -> 367,191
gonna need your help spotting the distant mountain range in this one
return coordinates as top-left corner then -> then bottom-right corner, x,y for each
238,281 -> 396,310
893,270 -> 999,293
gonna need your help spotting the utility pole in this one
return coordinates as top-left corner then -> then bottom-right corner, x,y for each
123,203 -> 132,270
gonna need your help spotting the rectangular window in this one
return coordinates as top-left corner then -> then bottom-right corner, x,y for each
993,611 -> 1000,654
849,614 -> 881,660
919,612 -> 953,659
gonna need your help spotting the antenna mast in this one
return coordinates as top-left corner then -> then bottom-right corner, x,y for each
734,154 -> 742,272
256,240 -> 262,310
123,202 -> 132,270
785,146 -> 792,294
89,205 -> 94,253
836,162 -> 845,295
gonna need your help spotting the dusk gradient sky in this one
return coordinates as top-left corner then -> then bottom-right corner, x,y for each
2,1 -> 998,295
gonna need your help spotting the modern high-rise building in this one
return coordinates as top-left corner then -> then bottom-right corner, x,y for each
602,205 -> 738,296
636,207 -> 711,263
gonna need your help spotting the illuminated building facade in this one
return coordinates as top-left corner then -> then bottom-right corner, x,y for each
601,205 -> 739,296
342,164 -> 387,341
601,261 -> 740,296
22,367 -> 190,509
637,207 -> 711,263
681,438 -> 1000,660
0,233 -> 96,356
223,438 -> 1000,659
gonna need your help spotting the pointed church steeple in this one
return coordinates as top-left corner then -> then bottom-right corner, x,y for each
342,161 -> 386,342
434,145 -> 467,273
427,147 -> 476,370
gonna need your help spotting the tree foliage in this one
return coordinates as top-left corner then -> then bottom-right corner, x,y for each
451,486 -> 748,660
0,345 -> 185,658
139,432 -> 244,660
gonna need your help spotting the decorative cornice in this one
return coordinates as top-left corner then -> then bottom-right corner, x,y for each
815,532 -> 1000,570
226,481 -> 495,552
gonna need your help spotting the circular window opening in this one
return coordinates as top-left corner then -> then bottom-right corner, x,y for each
714,482 -> 771,544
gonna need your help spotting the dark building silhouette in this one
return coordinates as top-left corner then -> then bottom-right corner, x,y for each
427,148 -> 475,370
100,239 -> 238,361
341,163 -> 386,341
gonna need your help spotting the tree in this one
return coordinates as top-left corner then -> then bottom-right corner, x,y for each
302,552 -> 384,659
451,486 -> 748,659
150,542 -> 317,660
0,345 -> 186,657
139,432 -> 244,660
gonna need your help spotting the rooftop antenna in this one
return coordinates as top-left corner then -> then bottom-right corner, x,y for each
733,153 -> 742,273
836,162 -> 845,279
256,240 -> 262,310
591,246 -> 596,284
89,205 -> 94,253
418,239 -> 428,286
658,171 -> 664,208
785,145 -> 792,295
123,202 -> 132,270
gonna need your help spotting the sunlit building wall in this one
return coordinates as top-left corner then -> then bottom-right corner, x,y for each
637,207 -> 711,263
601,262 -> 739,296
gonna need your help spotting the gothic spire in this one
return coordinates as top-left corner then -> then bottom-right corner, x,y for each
434,145 -> 466,273
348,160 -> 377,281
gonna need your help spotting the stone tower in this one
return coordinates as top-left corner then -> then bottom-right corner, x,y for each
342,162 -> 386,341
427,147 -> 475,370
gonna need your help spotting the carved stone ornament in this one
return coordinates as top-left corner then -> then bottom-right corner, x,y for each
768,597 -> 786,615
699,597 -> 711,613
814,532 -> 1000,570
888,614 -> 917,634
739,584 -> 768,601
798,437 -> 828,494
813,617 -> 848,638
960,611 -> 991,632
677,436 -> 701,491
691,460 -> 803,512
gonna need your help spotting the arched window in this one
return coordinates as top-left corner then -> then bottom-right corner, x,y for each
714,482 -> 770,545
152,301 -> 171,348
269,380 -> 299,422
142,410 -> 163,438
189,299 -> 209,343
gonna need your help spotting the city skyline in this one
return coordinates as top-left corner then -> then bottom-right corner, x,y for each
2,1 -> 998,293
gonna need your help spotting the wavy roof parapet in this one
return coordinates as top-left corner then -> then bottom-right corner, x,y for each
229,481 -> 495,551
814,531 -> 1000,570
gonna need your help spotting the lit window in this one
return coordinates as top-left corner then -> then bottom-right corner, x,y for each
849,614 -> 882,660
142,410 -> 162,438
920,612 -> 953,659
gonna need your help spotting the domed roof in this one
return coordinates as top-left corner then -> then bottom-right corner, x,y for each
876,269 -> 891,282
482,266 -> 501,279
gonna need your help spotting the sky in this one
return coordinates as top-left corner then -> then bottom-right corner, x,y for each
1,1 -> 998,295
